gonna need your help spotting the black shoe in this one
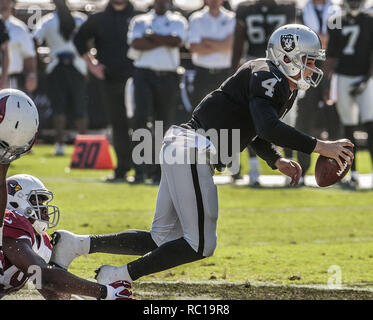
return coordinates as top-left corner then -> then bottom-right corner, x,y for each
248,181 -> 261,188
151,177 -> 161,185
232,173 -> 243,181
339,177 -> 358,190
105,174 -> 127,183
129,173 -> 146,184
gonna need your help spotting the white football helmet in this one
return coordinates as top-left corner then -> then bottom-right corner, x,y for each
0,89 -> 39,164
7,174 -> 60,235
343,0 -> 366,16
267,24 -> 326,91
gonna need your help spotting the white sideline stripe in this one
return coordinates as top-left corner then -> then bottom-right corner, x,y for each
246,236 -> 373,247
40,173 -> 373,188
137,280 -> 373,292
213,174 -> 373,189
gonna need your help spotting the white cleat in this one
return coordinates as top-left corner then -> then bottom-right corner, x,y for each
50,230 -> 90,270
95,265 -> 131,285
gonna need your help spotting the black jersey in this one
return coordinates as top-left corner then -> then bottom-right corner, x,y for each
236,0 -> 297,58
327,11 -> 373,76
183,59 -> 317,170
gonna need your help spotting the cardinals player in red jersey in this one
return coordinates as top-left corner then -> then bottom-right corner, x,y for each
0,174 -> 132,300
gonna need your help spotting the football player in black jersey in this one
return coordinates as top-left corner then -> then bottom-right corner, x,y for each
51,25 -> 354,291
324,0 -> 373,188
232,0 -> 297,186
293,0 -> 343,187
232,0 -> 297,70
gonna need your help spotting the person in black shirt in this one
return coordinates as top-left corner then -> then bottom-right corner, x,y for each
51,25 -> 354,290
324,0 -> 373,188
74,0 -> 137,182
0,18 -> 9,89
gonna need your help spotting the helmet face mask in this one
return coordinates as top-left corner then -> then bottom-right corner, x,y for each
0,134 -> 37,164
7,174 -> 60,235
267,24 -> 326,91
27,189 -> 60,234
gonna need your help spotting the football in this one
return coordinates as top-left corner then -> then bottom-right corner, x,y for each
315,146 -> 354,187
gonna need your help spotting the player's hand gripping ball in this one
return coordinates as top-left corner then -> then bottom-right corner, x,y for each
315,146 -> 354,187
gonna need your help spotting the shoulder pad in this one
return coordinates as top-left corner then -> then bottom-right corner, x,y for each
249,60 -> 289,104
3,210 -> 34,244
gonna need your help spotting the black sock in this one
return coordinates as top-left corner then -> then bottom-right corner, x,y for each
89,230 -> 158,256
127,238 -> 205,281
297,151 -> 311,177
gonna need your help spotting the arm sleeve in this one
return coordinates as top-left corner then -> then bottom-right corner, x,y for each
20,31 -> 36,58
171,17 -> 187,42
127,17 -> 145,45
235,4 -> 247,25
326,19 -> 339,58
187,17 -> 202,44
250,136 -> 282,169
249,96 -> 317,154
73,15 -> 95,56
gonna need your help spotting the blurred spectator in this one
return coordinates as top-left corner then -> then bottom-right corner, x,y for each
33,0 -> 88,156
187,0 -> 235,109
0,16 -> 8,89
128,0 -> 187,184
0,0 -> 37,93
231,0 -> 296,186
295,0 -> 341,186
74,0 -> 137,183
324,0 -> 373,189
231,0 -> 296,70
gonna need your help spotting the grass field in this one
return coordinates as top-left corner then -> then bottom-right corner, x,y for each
5,144 -> 373,300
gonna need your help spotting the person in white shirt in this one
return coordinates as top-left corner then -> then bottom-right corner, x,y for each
0,0 -> 37,93
33,0 -> 88,156
187,0 -> 235,109
128,0 -> 188,184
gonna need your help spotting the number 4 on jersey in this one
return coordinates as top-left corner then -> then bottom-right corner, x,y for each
262,78 -> 278,97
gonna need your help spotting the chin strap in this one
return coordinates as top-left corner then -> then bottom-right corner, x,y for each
296,78 -> 311,91
278,64 -> 311,91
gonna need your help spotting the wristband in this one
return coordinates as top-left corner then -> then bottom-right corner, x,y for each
99,285 -> 108,300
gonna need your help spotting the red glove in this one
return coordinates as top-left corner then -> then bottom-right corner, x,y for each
102,280 -> 134,300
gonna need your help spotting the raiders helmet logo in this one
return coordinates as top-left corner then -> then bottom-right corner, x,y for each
280,34 -> 298,52
7,180 -> 22,196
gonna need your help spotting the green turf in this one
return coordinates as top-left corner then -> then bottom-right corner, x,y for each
7,145 -> 373,288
